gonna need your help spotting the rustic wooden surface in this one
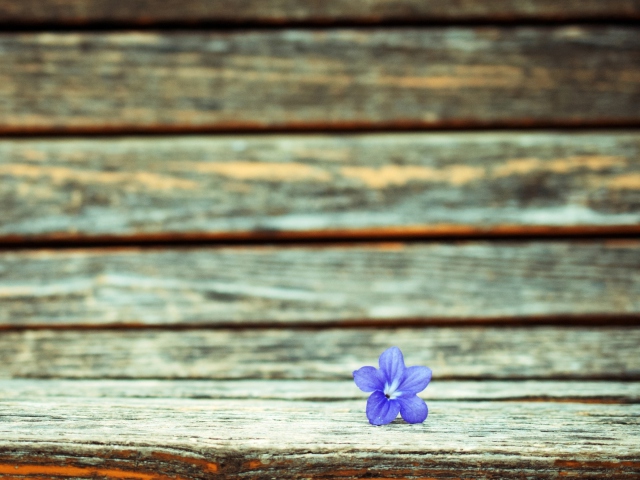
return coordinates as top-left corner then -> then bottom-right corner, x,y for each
2,0 -> 640,24
1,133 -> 639,240
1,398 -> 638,479
3,379 -> 640,402
2,327 -> 638,380
1,28 -> 640,133
2,2 -> 638,478
1,242 -> 638,326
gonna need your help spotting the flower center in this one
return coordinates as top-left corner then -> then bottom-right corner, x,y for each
383,379 -> 402,400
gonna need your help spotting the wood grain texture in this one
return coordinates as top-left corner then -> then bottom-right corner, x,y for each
2,327 -> 638,380
2,379 -> 640,402
2,133 -> 639,240
1,0 -> 639,24
1,28 -> 639,133
1,242 -> 639,326
0,399 -> 638,478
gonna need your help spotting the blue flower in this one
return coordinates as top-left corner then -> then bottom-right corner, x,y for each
353,346 -> 432,425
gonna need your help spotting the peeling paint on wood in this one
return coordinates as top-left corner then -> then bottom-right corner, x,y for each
0,399 -> 638,478
1,327 -> 638,380
1,133 -> 639,240
1,29 -> 639,133
1,242 -> 639,326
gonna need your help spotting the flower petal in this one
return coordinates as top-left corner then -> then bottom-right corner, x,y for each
366,390 -> 401,425
397,394 -> 428,424
353,366 -> 384,392
378,346 -> 405,384
398,366 -> 432,395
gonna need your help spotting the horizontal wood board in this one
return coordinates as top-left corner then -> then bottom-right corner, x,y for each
2,0 -> 640,24
0,0 -> 640,25
1,133 -> 639,240
2,327 -> 639,380
1,242 -> 639,326
2,379 -> 640,402
1,399 -> 638,478
1,28 -> 640,133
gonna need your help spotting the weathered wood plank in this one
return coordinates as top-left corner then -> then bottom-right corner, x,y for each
2,133 -> 639,240
1,28 -> 639,133
2,327 -> 638,379
2,379 -> 639,402
1,0 -> 639,24
0,399 -> 638,478
1,243 -> 639,326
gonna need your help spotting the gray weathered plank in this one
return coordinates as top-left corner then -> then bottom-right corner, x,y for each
2,133 -> 639,240
2,327 -> 638,380
1,242 -> 639,326
2,379 -> 639,402
1,28 -> 639,133
0,399 -> 638,478
2,0 -> 640,24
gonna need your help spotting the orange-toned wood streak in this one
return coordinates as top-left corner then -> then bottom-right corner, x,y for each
150,453 -> 218,473
0,464 -> 186,480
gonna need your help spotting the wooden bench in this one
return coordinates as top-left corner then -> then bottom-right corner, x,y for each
1,1 -> 639,478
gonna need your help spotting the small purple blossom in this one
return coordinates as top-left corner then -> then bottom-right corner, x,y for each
353,346 -> 432,426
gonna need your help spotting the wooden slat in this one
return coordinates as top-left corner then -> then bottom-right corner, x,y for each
2,133 -> 639,240
2,327 -> 638,380
1,0 -> 639,24
1,399 -> 638,478
1,28 -> 639,133
2,379 -> 639,402
1,242 -> 639,326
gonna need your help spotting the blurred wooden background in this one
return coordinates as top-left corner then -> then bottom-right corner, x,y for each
0,1 -> 639,478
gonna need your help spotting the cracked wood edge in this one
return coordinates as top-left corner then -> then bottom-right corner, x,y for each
1,28 -> 640,133
2,133 -> 639,240
1,242 -> 639,326
1,379 -> 640,403
2,327 -> 639,380
2,0 -> 640,24
0,399 -> 638,478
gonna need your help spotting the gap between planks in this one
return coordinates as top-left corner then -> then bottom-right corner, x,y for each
2,227 -> 640,251
3,19 -> 640,32
4,120 -> 640,137
2,315 -> 640,331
